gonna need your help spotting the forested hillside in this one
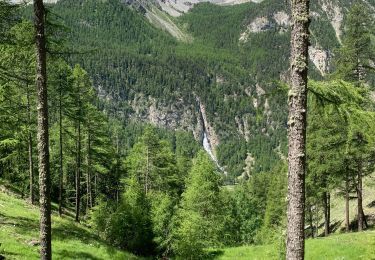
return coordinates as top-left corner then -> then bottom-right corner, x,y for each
47,0 -> 373,180
1,0 -> 375,259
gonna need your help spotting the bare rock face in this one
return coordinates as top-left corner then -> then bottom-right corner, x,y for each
319,0 -> 344,43
309,46 -> 331,76
239,12 -> 290,43
156,0 -> 262,17
238,152 -> 256,181
273,11 -> 290,27
130,93 -> 204,140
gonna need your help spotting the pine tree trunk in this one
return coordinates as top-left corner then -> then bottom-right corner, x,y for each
58,86 -> 63,217
86,130 -> 92,211
145,147 -> 149,195
345,189 -> 350,232
308,205 -> 314,238
357,164 -> 363,231
323,191 -> 330,236
94,173 -> 98,202
26,84 -> 34,205
344,170 -> 350,232
75,121 -> 81,222
327,193 -> 330,235
33,0 -> 52,258
287,0 -> 310,259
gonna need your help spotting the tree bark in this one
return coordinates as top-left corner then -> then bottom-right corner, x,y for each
145,146 -> 149,195
58,85 -> 63,217
287,0 -> 310,259
86,130 -> 92,211
33,0 -> 52,258
26,84 -> 35,205
357,164 -> 364,231
308,205 -> 314,238
75,121 -> 81,222
323,191 -> 330,236
345,189 -> 350,232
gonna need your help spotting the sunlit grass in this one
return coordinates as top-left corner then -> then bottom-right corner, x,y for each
218,231 -> 375,260
0,191 -> 143,260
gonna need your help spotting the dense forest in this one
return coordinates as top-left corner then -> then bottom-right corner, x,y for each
0,0 -> 375,259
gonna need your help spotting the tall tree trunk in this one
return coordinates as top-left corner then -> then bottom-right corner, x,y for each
323,191 -> 329,236
287,0 -> 310,259
94,173 -> 98,203
357,163 -> 364,231
344,169 -> 350,232
145,146 -> 149,195
26,84 -> 35,205
308,205 -> 314,238
58,86 -> 63,217
75,121 -> 81,222
86,130 -> 92,211
345,188 -> 350,232
33,0 -> 51,258
115,134 -> 120,204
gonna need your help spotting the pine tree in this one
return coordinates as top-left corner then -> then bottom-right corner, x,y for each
126,126 -> 179,195
33,0 -> 52,258
334,3 -> 374,85
70,64 -> 93,221
172,151 -> 223,258
49,59 -> 73,216
287,0 -> 310,258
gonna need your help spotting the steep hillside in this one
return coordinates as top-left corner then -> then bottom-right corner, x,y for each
0,186 -> 142,259
49,0 -> 374,180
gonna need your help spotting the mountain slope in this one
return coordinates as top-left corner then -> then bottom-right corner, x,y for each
50,0 -> 374,180
0,185 -> 141,259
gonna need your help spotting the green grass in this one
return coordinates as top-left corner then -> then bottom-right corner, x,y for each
2,184 -> 375,260
218,231 -> 375,260
0,190 -> 143,260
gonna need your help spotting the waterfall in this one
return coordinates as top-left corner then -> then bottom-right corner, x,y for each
196,95 -> 226,174
202,131 -> 226,174
203,132 -> 216,162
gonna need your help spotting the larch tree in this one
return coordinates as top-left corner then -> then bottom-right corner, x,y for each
33,0 -> 52,259
71,64 -> 92,222
287,0 -> 310,259
335,3 -> 374,85
334,3 -> 375,232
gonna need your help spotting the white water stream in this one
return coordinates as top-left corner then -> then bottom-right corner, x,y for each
203,132 -> 226,174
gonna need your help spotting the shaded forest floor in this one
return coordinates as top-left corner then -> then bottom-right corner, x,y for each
0,182 -> 143,260
328,178 -> 375,234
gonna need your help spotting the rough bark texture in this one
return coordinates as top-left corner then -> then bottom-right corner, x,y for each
324,192 -> 330,236
308,205 -> 314,238
33,0 -> 52,259
58,87 -> 63,217
287,0 -> 310,259
75,121 -> 81,222
86,130 -> 92,211
357,165 -> 363,231
345,188 -> 350,232
26,84 -> 35,205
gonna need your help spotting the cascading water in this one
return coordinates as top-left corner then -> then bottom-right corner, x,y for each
202,132 -> 226,174
203,132 -> 215,161
196,95 -> 226,174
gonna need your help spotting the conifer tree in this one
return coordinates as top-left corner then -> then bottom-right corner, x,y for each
335,3 -> 374,84
172,151 -> 223,258
33,0 -> 52,258
287,0 -> 310,258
